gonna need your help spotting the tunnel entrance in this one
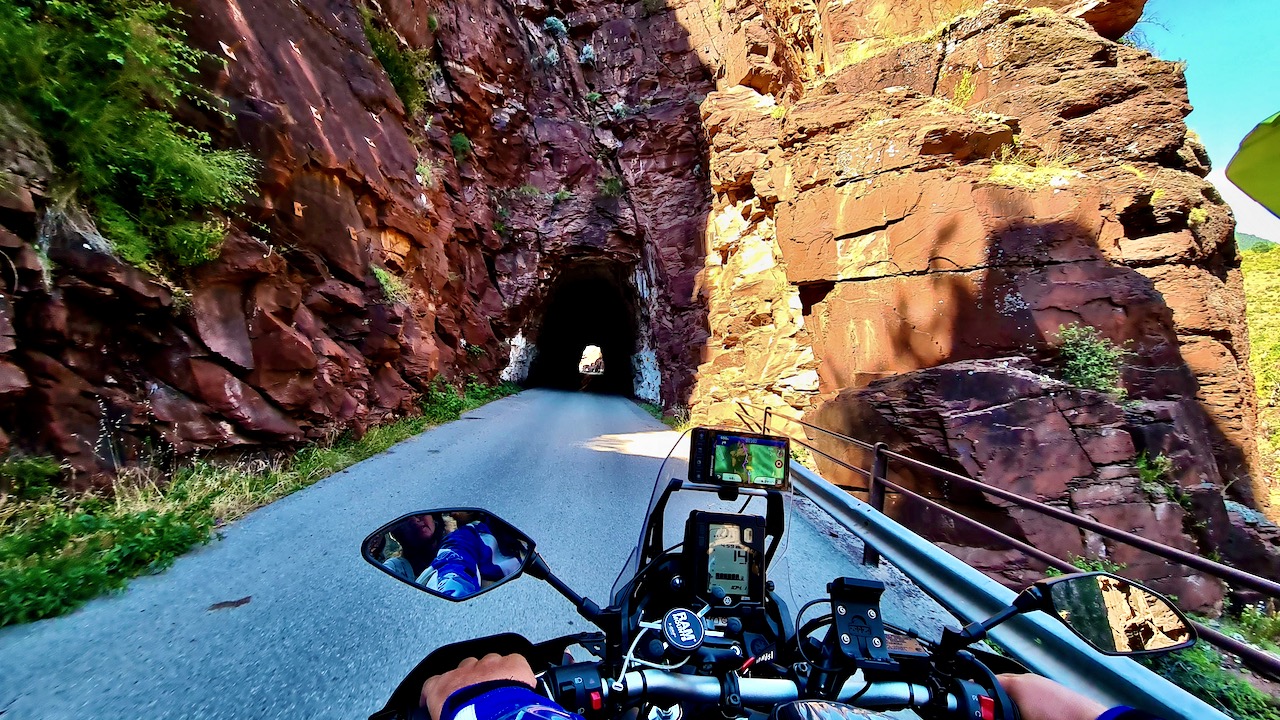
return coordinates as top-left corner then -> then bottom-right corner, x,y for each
526,263 -> 639,395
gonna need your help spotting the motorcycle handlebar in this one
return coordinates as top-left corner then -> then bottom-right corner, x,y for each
612,670 -> 957,713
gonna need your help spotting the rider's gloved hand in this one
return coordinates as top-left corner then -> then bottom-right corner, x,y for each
422,654 -> 539,720
997,674 -> 1164,720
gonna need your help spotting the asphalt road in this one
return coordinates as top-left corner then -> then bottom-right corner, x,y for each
0,390 -> 953,719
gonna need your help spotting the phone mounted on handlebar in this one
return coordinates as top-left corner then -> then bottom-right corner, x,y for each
689,428 -> 791,491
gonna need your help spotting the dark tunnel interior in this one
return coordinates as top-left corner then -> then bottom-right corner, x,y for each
526,263 -> 639,395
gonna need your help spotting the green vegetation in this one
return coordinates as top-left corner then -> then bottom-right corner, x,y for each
415,159 -> 436,188
1140,645 -> 1280,720
987,147 -> 1083,190
1136,451 -> 1175,500
770,105 -> 787,120
427,13 -> 439,32
585,91 -> 603,104
551,188 -> 573,204
543,48 -> 560,65
612,102 -> 631,119
0,0 -> 257,272
952,69 -> 976,107
636,402 -> 692,432
517,183 -> 542,197
466,344 -> 486,357
451,132 -> 472,159
0,455 -> 63,500
598,176 -> 625,198
1043,554 -> 1127,578
1243,249 -> 1280,492
1240,232 -> 1278,252
361,7 -> 435,117
372,265 -> 410,304
642,0 -> 665,16
0,380 -> 520,626
1238,605 -> 1280,651
789,443 -> 817,472
1189,206 -> 1210,227
1054,323 -> 1127,396
543,16 -> 567,38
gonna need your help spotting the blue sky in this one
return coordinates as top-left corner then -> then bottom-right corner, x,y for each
1144,0 -> 1280,239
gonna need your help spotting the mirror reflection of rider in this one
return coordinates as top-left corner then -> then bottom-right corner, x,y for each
416,656 -> 1167,720
420,513 -> 525,598
384,514 -> 445,582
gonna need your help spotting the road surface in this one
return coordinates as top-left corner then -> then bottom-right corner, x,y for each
0,390 -> 953,719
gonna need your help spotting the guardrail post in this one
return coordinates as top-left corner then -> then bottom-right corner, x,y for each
862,442 -> 889,566
762,407 -> 771,433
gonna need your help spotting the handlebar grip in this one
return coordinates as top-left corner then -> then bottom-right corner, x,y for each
614,671 -> 955,714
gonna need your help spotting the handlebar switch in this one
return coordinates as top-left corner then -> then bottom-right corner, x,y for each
827,578 -> 897,675
544,663 -> 605,717
952,679 -> 999,720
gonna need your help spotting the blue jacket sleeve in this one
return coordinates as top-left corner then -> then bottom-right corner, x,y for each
439,681 -> 585,720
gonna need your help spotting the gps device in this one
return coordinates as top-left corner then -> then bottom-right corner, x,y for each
684,511 -> 767,607
689,428 -> 790,490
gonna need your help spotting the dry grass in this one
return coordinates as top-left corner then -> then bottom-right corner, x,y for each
986,146 -> 1083,190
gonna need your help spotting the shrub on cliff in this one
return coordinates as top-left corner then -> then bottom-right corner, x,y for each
0,0 -> 256,271
1055,323 -> 1127,396
361,6 -> 434,117
543,16 -> 568,38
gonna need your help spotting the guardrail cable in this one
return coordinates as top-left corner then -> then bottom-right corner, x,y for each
734,400 -> 1280,680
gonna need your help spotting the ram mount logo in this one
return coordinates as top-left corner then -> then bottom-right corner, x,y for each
661,608 -> 705,652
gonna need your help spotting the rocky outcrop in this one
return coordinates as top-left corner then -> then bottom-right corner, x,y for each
680,0 -> 1273,594
810,358 -> 1280,611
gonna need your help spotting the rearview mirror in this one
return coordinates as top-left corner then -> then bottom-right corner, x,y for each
1042,573 -> 1195,655
363,509 -> 534,602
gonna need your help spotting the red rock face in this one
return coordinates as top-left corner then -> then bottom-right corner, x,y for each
0,0 -> 715,475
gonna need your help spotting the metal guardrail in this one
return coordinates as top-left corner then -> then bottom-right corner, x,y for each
735,402 -> 1280,680
789,463 -> 1231,720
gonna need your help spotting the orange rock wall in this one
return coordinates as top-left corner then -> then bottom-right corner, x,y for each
686,0 -> 1262,501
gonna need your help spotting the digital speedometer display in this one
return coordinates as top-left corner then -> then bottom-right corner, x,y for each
706,522 -> 752,596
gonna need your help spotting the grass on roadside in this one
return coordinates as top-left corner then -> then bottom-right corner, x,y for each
0,380 -> 519,627
1140,645 -> 1280,720
637,401 -> 692,432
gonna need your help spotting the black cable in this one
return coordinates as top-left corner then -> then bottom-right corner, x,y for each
794,599 -> 844,672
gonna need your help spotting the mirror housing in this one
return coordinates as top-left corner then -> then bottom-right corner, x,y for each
1037,572 -> 1196,656
363,508 -> 535,602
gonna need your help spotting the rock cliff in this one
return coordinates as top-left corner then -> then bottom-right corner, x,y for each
677,0 -> 1277,599
1,0 -> 1274,600
0,0 -> 716,479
